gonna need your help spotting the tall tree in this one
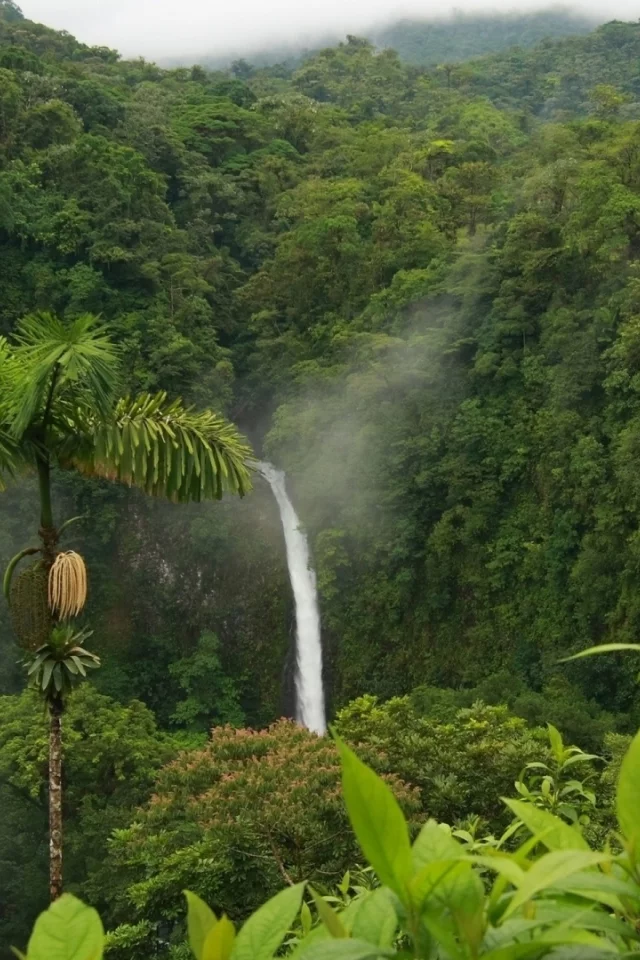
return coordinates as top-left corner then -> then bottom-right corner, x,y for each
0,313 -> 252,901
0,0 -> 23,23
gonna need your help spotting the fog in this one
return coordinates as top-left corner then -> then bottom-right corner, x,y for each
19,0 -> 620,59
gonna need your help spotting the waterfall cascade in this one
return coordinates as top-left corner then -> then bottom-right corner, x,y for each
257,462 -> 327,735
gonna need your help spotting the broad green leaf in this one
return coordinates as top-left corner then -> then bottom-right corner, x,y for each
562,753 -> 601,768
232,883 -> 305,960
504,799 -> 589,851
335,736 -> 412,899
410,859 -> 462,908
537,926 -> 618,949
297,940 -> 393,959
412,820 -> 462,872
560,643 -> 640,662
349,890 -> 397,948
338,871 -> 351,896
573,908 -> 640,941
301,901 -> 313,937
422,861 -> 485,953
202,916 -> 235,960
184,891 -> 217,960
41,658 -> 55,692
547,723 -> 564,761
482,947 -> 583,960
483,915 -> 560,950
616,728 -> 640,853
27,894 -> 104,960
288,922 -> 331,960
529,951 -> 627,960
310,889 -> 348,939
469,853 -> 525,887
420,910 -> 464,960
537,925 -> 618,953
485,902 -> 637,949
503,851 -> 611,918
555,869 -> 637,911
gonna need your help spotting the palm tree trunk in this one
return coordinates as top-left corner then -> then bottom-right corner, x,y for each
49,699 -> 63,901
37,448 -> 63,900
36,453 -> 57,563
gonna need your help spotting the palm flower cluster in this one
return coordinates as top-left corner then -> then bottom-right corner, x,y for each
48,552 -> 87,620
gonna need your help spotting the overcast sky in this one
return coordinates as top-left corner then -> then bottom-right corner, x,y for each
18,0 -> 622,60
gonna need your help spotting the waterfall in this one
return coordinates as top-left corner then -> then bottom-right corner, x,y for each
257,462 -> 327,736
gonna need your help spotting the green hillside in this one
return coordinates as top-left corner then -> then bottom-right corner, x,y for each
374,8 -> 598,64
3,8 -> 640,952
165,8 -> 599,71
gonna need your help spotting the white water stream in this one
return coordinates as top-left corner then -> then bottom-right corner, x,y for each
257,462 -> 327,735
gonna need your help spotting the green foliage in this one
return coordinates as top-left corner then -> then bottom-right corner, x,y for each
512,724 -> 600,826
335,696 -> 548,829
7,11 -> 640,953
4,9 -> 640,740
616,728 -> 640,858
230,883 -> 304,960
410,674 -> 621,752
0,685 -> 176,950
25,894 -> 104,960
98,720 -> 419,953
374,10 -> 598,65
26,624 -> 100,703
16,727 -> 640,960
184,891 -> 217,959
0,313 -> 251,502
169,632 -> 245,731
335,736 -> 412,898
0,1 -> 22,23
21,99 -> 81,150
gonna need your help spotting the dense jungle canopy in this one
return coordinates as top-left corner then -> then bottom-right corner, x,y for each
4,2 -> 640,953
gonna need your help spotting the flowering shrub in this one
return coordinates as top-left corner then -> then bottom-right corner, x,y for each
98,719 -> 419,952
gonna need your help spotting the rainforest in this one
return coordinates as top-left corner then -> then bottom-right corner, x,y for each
5,1 -> 640,956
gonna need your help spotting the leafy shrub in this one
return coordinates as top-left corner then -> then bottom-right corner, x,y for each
168,631 -> 245,731
97,719 -> 419,952
411,672 -> 621,751
335,694 -> 548,827
15,725 -> 640,960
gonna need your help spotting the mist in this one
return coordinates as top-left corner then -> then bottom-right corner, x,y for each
18,0 -> 620,60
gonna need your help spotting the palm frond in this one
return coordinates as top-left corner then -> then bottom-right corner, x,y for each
26,626 -> 100,702
7,313 -> 120,438
0,333 -> 16,394
70,391 -> 253,502
0,426 -> 19,490
0,339 -> 19,487
0,337 -> 33,488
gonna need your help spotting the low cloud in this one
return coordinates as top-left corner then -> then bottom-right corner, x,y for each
19,0 -> 619,60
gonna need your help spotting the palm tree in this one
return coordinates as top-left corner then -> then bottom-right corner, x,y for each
26,623 -> 100,901
0,312 -> 252,901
